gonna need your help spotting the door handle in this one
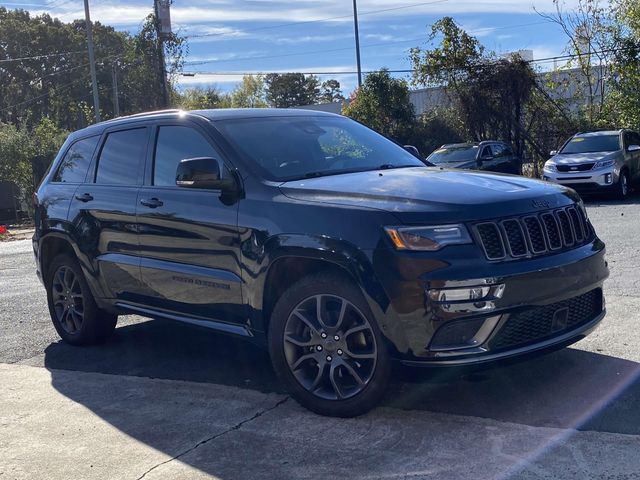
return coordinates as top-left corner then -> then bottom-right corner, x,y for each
75,193 -> 93,202
140,198 -> 163,208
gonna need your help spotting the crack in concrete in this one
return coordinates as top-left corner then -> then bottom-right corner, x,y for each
135,396 -> 290,480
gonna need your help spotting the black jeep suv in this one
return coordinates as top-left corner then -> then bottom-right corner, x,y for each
34,109 -> 609,417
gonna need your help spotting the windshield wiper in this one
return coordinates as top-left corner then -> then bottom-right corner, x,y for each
302,168 -> 368,179
377,164 -> 417,170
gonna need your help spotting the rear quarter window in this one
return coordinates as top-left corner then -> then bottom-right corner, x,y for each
53,136 -> 100,183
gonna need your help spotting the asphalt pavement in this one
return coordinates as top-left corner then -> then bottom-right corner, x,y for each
1,195 -> 640,479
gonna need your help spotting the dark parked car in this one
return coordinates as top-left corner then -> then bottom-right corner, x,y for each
34,109 -> 608,417
426,141 -> 521,174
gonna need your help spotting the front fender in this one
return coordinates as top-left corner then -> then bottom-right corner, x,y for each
241,233 -> 393,341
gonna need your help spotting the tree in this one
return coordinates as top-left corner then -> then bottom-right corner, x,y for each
230,75 -> 267,108
319,79 -> 345,103
0,118 -> 67,211
175,86 -> 225,110
535,0 -> 618,126
604,0 -> 640,128
342,69 -> 417,142
409,18 -> 547,172
0,7 -> 187,130
264,73 -> 321,107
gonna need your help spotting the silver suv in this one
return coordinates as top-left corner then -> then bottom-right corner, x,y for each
543,130 -> 640,198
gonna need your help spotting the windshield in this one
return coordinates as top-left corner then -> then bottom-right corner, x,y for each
426,145 -> 478,164
560,134 -> 621,154
214,116 -> 425,181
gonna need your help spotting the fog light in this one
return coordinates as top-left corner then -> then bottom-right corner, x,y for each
428,284 -> 504,303
604,173 -> 612,184
430,315 -> 501,351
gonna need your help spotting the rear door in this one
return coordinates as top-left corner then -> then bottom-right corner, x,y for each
136,121 -> 244,324
67,125 -> 149,302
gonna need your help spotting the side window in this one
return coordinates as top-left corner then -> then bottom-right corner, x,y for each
96,128 -> 148,185
481,146 -> 492,157
503,145 -> 514,156
491,144 -> 505,157
623,132 -> 631,149
53,136 -> 99,183
631,132 -> 640,147
153,125 -> 222,186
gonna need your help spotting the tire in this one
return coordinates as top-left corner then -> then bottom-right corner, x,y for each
268,273 -> 391,417
45,254 -> 117,346
614,169 -> 630,199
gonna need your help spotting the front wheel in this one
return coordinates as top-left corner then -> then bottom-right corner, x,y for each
268,273 -> 391,417
614,170 -> 630,199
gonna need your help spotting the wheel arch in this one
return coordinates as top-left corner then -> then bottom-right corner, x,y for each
249,234 -> 391,337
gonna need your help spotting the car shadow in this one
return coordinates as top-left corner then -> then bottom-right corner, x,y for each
44,317 -> 640,438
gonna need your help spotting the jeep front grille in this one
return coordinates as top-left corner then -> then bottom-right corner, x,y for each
474,205 -> 593,261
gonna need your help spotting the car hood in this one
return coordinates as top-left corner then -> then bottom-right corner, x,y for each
551,151 -> 621,164
279,167 -> 577,224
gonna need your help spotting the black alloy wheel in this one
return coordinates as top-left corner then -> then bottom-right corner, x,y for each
46,254 -> 117,345
283,294 -> 377,400
51,265 -> 85,334
268,273 -> 391,417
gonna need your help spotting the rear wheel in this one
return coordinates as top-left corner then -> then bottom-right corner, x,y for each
268,273 -> 391,417
46,254 -> 117,345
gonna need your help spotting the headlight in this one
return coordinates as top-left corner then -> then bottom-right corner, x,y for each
544,161 -> 557,172
385,225 -> 472,251
594,159 -> 615,169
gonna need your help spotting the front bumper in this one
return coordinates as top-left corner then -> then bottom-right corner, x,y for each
371,240 -> 608,365
543,165 -> 619,192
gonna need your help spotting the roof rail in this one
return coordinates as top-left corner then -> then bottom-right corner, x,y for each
98,109 -> 184,125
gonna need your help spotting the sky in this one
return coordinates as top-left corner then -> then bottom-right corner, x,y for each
2,0 -> 582,95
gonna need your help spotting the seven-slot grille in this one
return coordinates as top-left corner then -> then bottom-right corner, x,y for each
474,205 -> 592,261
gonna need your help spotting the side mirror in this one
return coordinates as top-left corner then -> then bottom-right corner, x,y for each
550,150 -> 558,156
628,144 -> 640,152
403,145 -> 421,158
176,157 -> 234,191
479,154 -> 493,163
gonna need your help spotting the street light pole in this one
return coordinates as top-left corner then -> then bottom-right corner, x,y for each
83,0 -> 100,123
352,0 -> 363,88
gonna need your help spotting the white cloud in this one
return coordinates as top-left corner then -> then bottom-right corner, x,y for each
38,0 -> 583,28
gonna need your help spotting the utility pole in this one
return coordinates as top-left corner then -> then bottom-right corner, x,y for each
111,61 -> 120,117
352,0 -> 363,88
83,0 -> 100,122
154,0 -> 170,108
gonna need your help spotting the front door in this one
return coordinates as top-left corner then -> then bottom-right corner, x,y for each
136,122 -> 244,325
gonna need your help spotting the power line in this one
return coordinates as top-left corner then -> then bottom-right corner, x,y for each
0,50 -> 85,63
185,0 -> 450,39
0,74 -> 91,113
180,47 -> 633,78
9,52 -> 123,88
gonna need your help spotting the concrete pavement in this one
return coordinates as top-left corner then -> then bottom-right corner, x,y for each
2,363 -> 640,480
